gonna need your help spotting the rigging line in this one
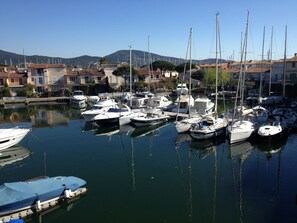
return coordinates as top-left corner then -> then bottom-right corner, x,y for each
119,134 -> 134,188
174,142 -> 190,216
188,148 -> 193,220
131,137 -> 136,191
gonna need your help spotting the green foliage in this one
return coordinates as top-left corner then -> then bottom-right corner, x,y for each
152,60 -> 175,71
0,87 -> 11,97
112,66 -> 138,77
192,69 -> 205,81
17,84 -> 36,97
99,57 -> 107,65
203,68 -> 230,89
175,62 -> 196,73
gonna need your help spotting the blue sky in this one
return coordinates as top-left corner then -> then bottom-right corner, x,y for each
1,0 -> 296,62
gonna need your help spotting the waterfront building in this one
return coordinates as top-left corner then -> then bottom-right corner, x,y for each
0,66 -> 27,95
27,63 -> 67,93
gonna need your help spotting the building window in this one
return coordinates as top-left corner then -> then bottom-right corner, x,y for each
85,76 -> 89,83
31,77 -> 34,82
19,78 -> 23,85
39,77 -> 43,84
0,79 -> 3,85
290,73 -> 297,81
292,62 -> 296,68
70,77 -> 77,83
10,78 -> 14,83
97,77 -> 101,81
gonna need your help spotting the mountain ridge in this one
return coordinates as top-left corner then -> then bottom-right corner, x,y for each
0,49 -> 224,68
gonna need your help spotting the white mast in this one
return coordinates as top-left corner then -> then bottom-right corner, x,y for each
282,25 -> 287,98
269,27 -> 274,96
259,26 -> 265,102
189,28 -> 192,96
148,35 -> 151,93
129,45 -> 132,95
215,12 -> 219,113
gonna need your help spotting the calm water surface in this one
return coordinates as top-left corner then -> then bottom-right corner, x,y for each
1,103 -> 297,223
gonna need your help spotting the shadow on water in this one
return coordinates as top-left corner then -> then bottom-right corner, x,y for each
25,194 -> 86,223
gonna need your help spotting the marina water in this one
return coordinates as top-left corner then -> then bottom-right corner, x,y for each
1,103 -> 297,223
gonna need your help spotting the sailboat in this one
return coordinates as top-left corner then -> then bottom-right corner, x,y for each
189,13 -> 228,140
257,26 -> 289,139
174,28 -> 203,133
228,12 -> 255,144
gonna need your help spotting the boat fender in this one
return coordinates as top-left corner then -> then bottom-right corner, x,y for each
64,189 -> 72,198
36,200 -> 41,211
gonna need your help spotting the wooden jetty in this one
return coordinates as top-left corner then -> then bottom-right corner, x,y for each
0,187 -> 87,223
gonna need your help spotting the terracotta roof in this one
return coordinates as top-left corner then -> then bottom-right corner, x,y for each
0,72 -> 26,78
66,69 -> 104,77
137,67 -> 161,76
226,67 -> 270,73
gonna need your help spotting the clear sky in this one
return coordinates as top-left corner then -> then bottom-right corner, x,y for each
1,0 -> 296,62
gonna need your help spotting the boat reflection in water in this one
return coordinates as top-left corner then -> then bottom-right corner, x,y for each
189,135 -> 227,159
175,132 -> 192,145
254,134 -> 288,160
0,145 -> 31,169
130,122 -> 168,138
229,141 -> 254,160
82,121 -> 135,137
229,140 -> 254,223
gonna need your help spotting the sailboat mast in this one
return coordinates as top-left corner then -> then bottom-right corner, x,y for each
269,27 -> 274,96
215,13 -> 219,113
240,11 -> 250,110
148,35 -> 151,93
129,45 -> 132,95
189,28 -> 192,96
259,26 -> 265,101
282,25 -> 287,98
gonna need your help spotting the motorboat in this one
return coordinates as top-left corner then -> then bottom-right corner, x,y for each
228,120 -> 255,144
135,91 -> 154,98
189,97 -> 214,115
147,96 -> 175,111
0,127 -> 30,151
175,83 -> 189,95
70,90 -> 87,107
93,104 -> 142,125
81,98 -> 119,122
0,176 -> 86,217
130,109 -> 170,127
272,107 -> 297,129
171,94 -> 194,114
0,145 -> 30,168
257,115 -> 288,138
128,97 -> 149,109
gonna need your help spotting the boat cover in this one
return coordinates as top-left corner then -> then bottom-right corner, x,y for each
0,176 -> 86,215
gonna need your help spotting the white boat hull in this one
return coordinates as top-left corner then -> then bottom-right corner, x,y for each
189,117 -> 228,140
175,117 -> 202,134
228,120 -> 255,144
0,128 -> 30,151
